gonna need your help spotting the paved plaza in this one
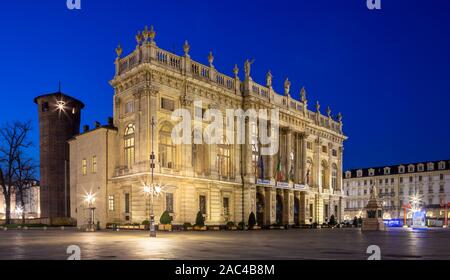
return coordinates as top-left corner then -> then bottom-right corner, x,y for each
0,227 -> 449,260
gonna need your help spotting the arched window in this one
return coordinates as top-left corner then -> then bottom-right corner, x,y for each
321,160 -> 328,188
218,138 -> 231,179
332,163 -> 338,189
124,123 -> 135,168
159,124 -> 175,169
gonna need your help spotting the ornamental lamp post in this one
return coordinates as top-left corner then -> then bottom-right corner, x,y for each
84,192 -> 96,232
144,183 -> 162,237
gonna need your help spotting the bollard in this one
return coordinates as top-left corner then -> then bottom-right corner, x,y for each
43,226 -> 47,231
24,226 -> 28,230
61,226 -> 65,231
3,227 -> 7,231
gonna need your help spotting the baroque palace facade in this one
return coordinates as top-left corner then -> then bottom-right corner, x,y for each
69,26 -> 347,228
343,160 -> 450,223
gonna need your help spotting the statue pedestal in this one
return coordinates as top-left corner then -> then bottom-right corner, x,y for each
362,218 -> 386,231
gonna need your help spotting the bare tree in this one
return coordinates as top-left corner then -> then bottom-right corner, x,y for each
14,153 -> 37,224
0,121 -> 32,225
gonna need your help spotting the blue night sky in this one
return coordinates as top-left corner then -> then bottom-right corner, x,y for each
0,0 -> 449,173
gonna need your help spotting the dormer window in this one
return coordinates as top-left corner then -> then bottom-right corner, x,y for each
357,170 -> 363,178
399,165 -> 405,173
345,171 -> 351,179
368,169 -> 375,176
417,164 -> 424,172
438,161 -> 446,170
427,162 -> 434,171
384,167 -> 391,175
408,165 -> 415,173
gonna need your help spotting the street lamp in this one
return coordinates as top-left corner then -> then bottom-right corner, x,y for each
143,183 -> 162,237
84,192 -> 96,232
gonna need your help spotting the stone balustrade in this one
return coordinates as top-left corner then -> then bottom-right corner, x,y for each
114,35 -> 343,134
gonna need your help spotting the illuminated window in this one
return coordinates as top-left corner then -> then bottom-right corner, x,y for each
159,124 -> 175,169
166,193 -> 174,213
124,124 -> 135,168
332,164 -> 338,189
92,156 -> 97,173
82,159 -> 87,175
223,197 -> 230,216
218,140 -> 231,178
108,195 -> 114,211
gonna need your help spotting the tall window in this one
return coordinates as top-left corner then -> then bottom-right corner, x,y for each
223,197 -> 230,216
218,140 -> 231,178
92,156 -> 97,173
166,193 -> 174,213
159,124 -> 175,169
124,193 -> 130,213
331,164 -> 338,189
124,124 -> 135,168
108,195 -> 114,211
199,195 -> 207,215
82,159 -> 87,175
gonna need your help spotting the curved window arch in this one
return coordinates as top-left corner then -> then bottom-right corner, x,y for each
159,123 -> 175,169
124,123 -> 135,168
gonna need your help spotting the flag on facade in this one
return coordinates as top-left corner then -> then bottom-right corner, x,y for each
276,159 -> 283,181
257,155 -> 264,179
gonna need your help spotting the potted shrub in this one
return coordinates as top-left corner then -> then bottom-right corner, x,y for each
329,215 -> 336,228
141,220 -> 150,230
183,222 -> 193,231
194,211 -> 207,231
159,211 -> 173,231
226,221 -> 237,230
237,221 -> 246,230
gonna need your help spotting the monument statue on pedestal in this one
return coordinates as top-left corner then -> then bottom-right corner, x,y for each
361,185 -> 386,231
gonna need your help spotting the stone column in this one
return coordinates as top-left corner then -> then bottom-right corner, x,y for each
301,133 -> 308,184
245,118 -> 254,182
265,187 -> 276,225
286,128 -> 292,182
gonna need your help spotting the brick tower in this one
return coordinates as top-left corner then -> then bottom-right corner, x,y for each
34,91 -> 84,218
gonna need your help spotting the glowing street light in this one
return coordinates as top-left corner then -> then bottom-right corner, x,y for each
143,183 -> 162,237
15,206 -> 24,219
84,191 -> 97,231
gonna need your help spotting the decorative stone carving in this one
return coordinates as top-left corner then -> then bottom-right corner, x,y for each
362,186 -> 386,231
327,106 -> 332,118
135,31 -> 143,46
244,59 -> 254,80
266,70 -> 272,88
208,51 -> 214,67
115,44 -> 123,58
315,101 -> 320,113
300,87 -> 307,103
233,64 -> 239,78
284,78 -> 291,96
183,40 -> 190,56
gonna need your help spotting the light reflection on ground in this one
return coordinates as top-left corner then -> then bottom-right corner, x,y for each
0,228 -> 449,260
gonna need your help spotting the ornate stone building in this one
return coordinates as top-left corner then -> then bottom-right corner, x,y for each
69,26 -> 346,228
343,160 -> 450,224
